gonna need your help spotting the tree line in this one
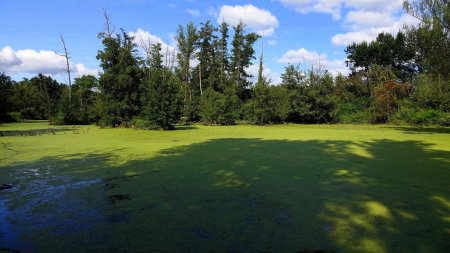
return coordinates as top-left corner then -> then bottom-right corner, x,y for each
1,0 -> 448,128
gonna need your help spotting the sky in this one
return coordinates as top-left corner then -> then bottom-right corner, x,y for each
0,0 -> 419,84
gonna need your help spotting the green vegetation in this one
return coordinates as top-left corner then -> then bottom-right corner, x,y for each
1,1 -> 448,127
1,122 -> 449,252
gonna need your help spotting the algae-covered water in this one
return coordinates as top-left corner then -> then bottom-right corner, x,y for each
1,122 -> 449,252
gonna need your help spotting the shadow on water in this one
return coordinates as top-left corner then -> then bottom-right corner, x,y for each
386,126 -> 450,135
0,138 -> 449,252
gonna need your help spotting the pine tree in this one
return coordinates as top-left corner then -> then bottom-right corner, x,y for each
230,21 -> 260,101
143,43 -> 182,130
96,29 -> 142,126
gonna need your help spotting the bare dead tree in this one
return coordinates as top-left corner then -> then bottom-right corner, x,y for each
164,45 -> 169,82
138,35 -> 153,71
170,49 -> 176,71
102,8 -> 115,38
56,33 -> 72,103
199,63 -> 203,96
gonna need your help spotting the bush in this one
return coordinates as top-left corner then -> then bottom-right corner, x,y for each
370,80 -> 409,123
438,114 -> 450,126
333,98 -> 370,124
199,87 -> 239,125
7,112 -> 23,122
393,100 -> 450,126
412,74 -> 450,112
130,117 -> 159,130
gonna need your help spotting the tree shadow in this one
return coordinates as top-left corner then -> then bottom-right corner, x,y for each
174,125 -> 199,131
387,126 -> 450,135
1,138 -> 449,252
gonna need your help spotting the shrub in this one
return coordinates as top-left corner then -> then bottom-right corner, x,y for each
370,80 -> 409,123
393,100 -> 450,126
199,86 -> 239,125
130,117 -> 159,130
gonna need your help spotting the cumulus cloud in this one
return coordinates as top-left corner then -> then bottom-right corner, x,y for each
278,0 -> 343,20
345,10 -> 395,29
278,48 -> 348,76
0,46 -> 22,68
278,0 -> 417,46
278,0 -> 403,19
332,14 -> 419,46
0,46 -> 97,78
129,28 -> 176,53
345,0 -> 403,12
75,64 -> 98,77
218,4 -> 279,35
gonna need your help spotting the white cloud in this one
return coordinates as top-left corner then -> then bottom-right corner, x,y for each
278,48 -> 327,65
344,0 -> 403,12
0,46 -> 22,68
218,4 -> 279,36
0,46 -> 98,78
75,64 -> 98,77
187,9 -> 200,17
345,10 -> 395,29
278,48 -> 348,76
278,0 -> 418,46
332,14 -> 419,46
278,0 -> 342,20
278,0 -> 403,19
129,28 -> 176,54
129,28 -> 177,67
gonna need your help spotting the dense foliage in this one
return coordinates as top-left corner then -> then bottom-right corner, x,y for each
1,1 -> 449,127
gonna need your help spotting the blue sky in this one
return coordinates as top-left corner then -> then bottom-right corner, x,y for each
0,0 -> 417,83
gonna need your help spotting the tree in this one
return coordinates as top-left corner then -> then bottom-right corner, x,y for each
230,21 -> 260,100
217,21 -> 230,90
196,20 -> 219,93
142,43 -> 182,130
96,28 -> 143,126
29,74 -> 63,119
56,34 -> 72,103
403,0 -> 450,34
200,85 -> 240,125
370,80 -> 409,123
404,0 -> 450,79
270,85 -> 291,123
280,64 -> 309,122
345,32 -> 416,80
54,75 -> 99,125
0,72 -> 15,122
176,22 -> 197,111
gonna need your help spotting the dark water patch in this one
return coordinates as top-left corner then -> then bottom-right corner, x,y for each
0,199 -> 34,253
1,164 -> 105,251
8,178 -> 102,200
0,184 -> 13,191
0,128 -> 76,137
0,247 -> 21,253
